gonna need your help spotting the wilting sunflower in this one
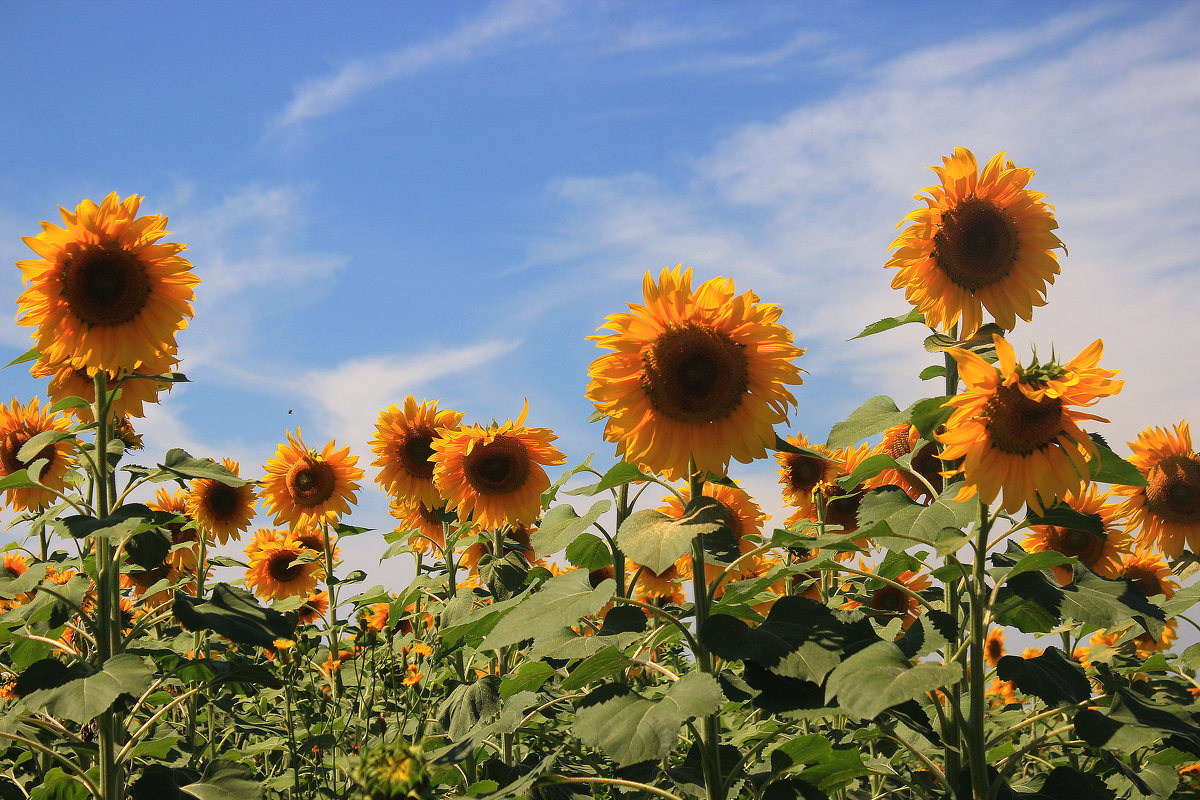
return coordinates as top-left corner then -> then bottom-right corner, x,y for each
372,396 -> 464,507
939,335 -> 1122,514
1021,486 -> 1130,584
431,403 -> 565,530
588,266 -> 805,481
16,193 -> 199,374
0,398 -> 76,511
245,531 -> 323,601
885,148 -> 1064,336
31,349 -> 177,423
261,430 -> 363,528
1113,421 -> 1200,558
776,433 -> 842,527
389,498 -> 448,555
185,458 -> 256,546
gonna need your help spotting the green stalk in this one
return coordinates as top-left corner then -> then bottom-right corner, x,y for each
941,345 -> 964,791
615,483 -> 629,598
92,372 -> 123,800
322,521 -> 340,707
687,462 -> 724,800
967,500 -> 994,800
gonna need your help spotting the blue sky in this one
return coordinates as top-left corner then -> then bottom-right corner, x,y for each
2,1 -> 1198,585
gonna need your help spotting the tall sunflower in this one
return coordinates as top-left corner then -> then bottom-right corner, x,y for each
371,396 -> 464,508
776,433 -> 843,527
16,193 -> 199,374
1113,421 -> 1200,558
186,458 -> 256,546
244,531 -> 323,601
261,430 -> 363,528
938,335 -> 1122,514
588,266 -> 805,481
430,402 -> 565,530
886,148 -> 1064,336
0,397 -> 76,511
1020,485 -> 1130,584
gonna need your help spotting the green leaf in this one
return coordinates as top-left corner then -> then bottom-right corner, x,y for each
181,761 -> 263,800
617,496 -> 726,575
565,534 -> 611,570
838,453 -> 901,491
798,747 -> 871,793
567,460 -> 651,496
439,676 -> 502,740
908,396 -> 953,441
854,486 -> 922,542
851,308 -> 925,339
157,449 -> 251,487
919,365 -> 946,381
28,768 -> 88,800
0,469 -> 37,492
499,661 -> 556,700
1088,441 -> 1148,486
701,596 -> 865,683
826,641 -> 962,720
483,570 -> 615,651
996,647 -> 1090,706
3,346 -> 40,370
532,499 -> 611,556
21,653 -> 153,724
17,430 -> 76,464
541,454 -> 594,505
560,645 -> 633,691
826,396 -> 904,449
896,610 -> 956,660
48,396 -> 90,413
990,550 -> 1073,585
173,583 -> 296,647
1025,503 -> 1105,538
574,671 -> 723,766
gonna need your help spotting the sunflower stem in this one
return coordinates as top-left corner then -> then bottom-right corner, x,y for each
967,499 -> 994,800
615,483 -> 629,598
687,460 -> 724,800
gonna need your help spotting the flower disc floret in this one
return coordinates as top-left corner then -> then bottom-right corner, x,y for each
886,148 -> 1064,336
16,193 -> 199,374
938,335 -> 1122,514
587,265 -> 805,480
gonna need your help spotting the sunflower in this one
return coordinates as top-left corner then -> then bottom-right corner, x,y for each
588,266 -> 805,481
31,349 -> 177,423
1113,421 -> 1200,558
776,433 -> 842,527
372,396 -> 464,507
121,562 -> 192,608
261,430 -> 363,528
247,526 -> 335,576
2,552 -> 28,579
987,678 -> 1019,707
873,424 -> 943,503
939,335 -> 1122,515
186,458 -> 256,546
629,561 -> 683,600
1115,550 -> 1177,600
148,487 -> 202,573
0,397 -> 76,512
244,531 -> 323,601
984,627 -> 1006,667
843,567 -> 931,630
818,443 -> 874,535
1020,486 -> 1130,584
389,498 -> 448,555
16,193 -> 199,374
885,148 -> 1064,336
431,403 -> 565,530
363,601 -> 391,634
662,481 -> 768,583
298,590 -> 330,625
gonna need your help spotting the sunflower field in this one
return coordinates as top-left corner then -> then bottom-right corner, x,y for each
2,149 -> 1200,800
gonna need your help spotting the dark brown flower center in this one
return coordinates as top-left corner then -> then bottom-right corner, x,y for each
1145,455 -> 1200,523
1121,564 -> 1168,598
933,198 -> 1019,292
1043,526 -> 1099,561
0,427 -> 56,474
286,458 -> 336,507
267,550 -> 303,583
463,435 -> 530,495
202,483 -> 241,519
785,454 -> 824,494
399,429 -> 436,480
870,585 -> 908,615
642,324 -> 749,424
984,383 -> 1064,455
60,242 -> 152,327
823,487 -> 864,532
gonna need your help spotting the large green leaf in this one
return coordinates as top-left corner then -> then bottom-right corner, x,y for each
574,671 -> 722,766
826,641 -> 962,720
1088,440 -> 1148,487
540,453 -> 594,505
617,496 -> 726,575
157,449 -> 251,487
560,645 -> 633,691
826,396 -> 905,449
701,596 -> 862,683
532,499 -> 611,556
173,583 -> 296,647
996,647 -> 1089,706
566,460 -> 651,496
439,676 -> 502,740
499,661 -> 556,700
483,570 -> 615,651
21,653 -> 153,724
850,308 -> 926,340
1025,503 -> 1105,538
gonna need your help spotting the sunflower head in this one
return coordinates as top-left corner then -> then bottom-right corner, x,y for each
244,531 -> 323,601
588,265 -> 805,480
1020,485 -> 1130,584
0,397 -> 76,512
1114,421 -> 1200,558
776,434 -> 843,526
886,148 -> 1064,336
186,458 -> 257,546
372,396 -> 465,508
16,193 -> 199,374
939,335 -> 1122,514
430,402 -> 565,530
390,498 -> 449,555
261,430 -> 363,528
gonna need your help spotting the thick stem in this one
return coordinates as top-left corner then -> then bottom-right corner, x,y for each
967,500 -> 994,800
688,462 -> 724,800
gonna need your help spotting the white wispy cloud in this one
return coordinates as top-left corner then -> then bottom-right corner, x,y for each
274,0 -> 562,130
531,4 -> 1200,458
